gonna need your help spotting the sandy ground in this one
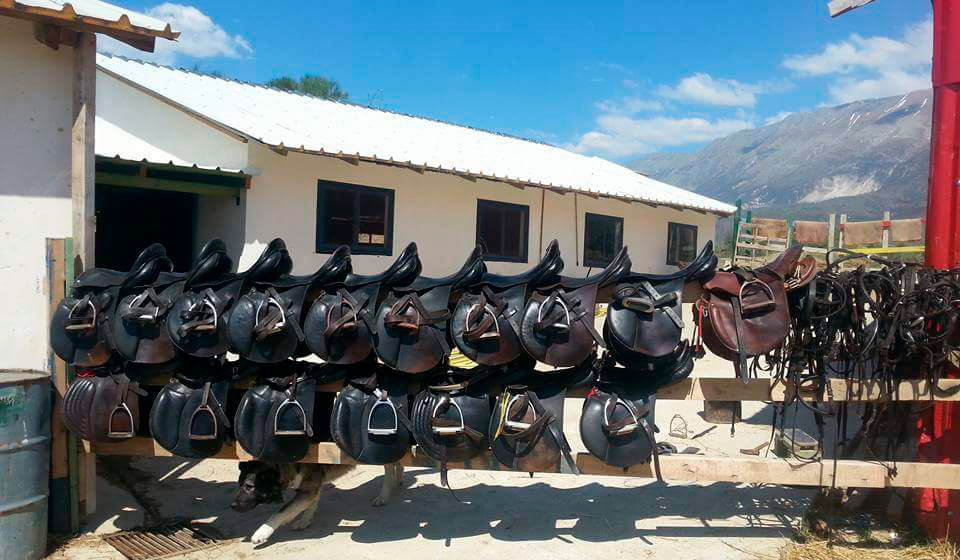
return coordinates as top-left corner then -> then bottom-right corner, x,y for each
49,305 -> 826,560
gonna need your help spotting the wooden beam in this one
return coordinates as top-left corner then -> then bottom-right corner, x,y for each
72,32 -> 96,269
97,172 -> 247,197
828,0 -> 876,17
91,439 -> 960,490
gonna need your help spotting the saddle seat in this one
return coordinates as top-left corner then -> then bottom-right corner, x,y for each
481,240 -> 563,288
262,245 -> 351,289
619,240 -> 718,284
552,246 -> 632,290
393,246 -> 485,293
340,242 -> 422,287
74,243 -> 173,290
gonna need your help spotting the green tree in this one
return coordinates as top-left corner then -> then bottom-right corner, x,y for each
266,74 -> 349,101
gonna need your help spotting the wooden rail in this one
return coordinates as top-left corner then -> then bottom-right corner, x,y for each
91,439 -> 960,491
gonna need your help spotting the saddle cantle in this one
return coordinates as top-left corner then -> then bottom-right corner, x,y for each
113,240 -> 233,365
233,364 -> 317,463
451,240 -> 564,366
580,378 -> 661,477
62,372 -> 146,443
604,241 -> 717,374
697,245 -> 804,382
304,243 -> 422,365
149,363 -> 232,458
330,368 -> 418,465
227,247 -> 351,363
167,239 -> 292,358
411,369 -> 491,485
374,246 -> 486,374
51,243 -> 173,367
520,247 -> 631,367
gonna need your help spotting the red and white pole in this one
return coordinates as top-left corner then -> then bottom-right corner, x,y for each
916,0 -> 960,541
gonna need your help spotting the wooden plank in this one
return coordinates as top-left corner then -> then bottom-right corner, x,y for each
882,211 -> 891,248
47,239 -> 69,480
827,214 -> 836,251
136,374 -> 960,402
828,0 -> 876,18
736,242 -> 787,251
96,172 -> 246,197
91,440 -> 960,490
72,32 -> 96,268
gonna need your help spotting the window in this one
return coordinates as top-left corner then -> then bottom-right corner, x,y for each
316,180 -> 394,255
476,199 -> 529,262
583,213 -> 623,267
667,222 -> 698,266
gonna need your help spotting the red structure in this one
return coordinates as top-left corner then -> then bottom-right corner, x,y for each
917,0 -> 960,541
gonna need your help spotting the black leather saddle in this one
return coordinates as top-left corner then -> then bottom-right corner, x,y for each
487,359 -> 595,473
113,240 -> 234,365
234,362 -> 317,462
411,368 -> 492,485
520,247 -> 631,367
149,361 -> 233,458
451,240 -> 564,366
62,371 -> 147,443
330,367 -> 420,465
304,243 -> 422,365
374,246 -> 487,374
228,247 -> 351,363
51,244 -> 173,367
167,239 -> 292,358
580,374 -> 662,478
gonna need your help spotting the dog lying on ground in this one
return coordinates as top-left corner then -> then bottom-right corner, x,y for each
231,462 -> 405,545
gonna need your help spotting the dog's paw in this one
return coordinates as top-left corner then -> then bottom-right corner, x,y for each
291,516 -> 314,531
371,493 -> 391,507
251,524 -> 276,545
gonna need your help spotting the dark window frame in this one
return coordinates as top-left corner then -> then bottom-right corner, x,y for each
475,199 -> 530,263
666,222 -> 698,266
583,212 -> 624,268
315,179 -> 395,256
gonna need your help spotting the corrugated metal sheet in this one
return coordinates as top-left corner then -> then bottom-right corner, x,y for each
97,54 -> 736,216
0,0 -> 177,38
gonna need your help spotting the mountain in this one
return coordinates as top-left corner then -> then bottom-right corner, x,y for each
630,90 -> 932,222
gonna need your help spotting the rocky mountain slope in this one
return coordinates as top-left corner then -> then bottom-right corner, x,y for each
630,90 -> 932,221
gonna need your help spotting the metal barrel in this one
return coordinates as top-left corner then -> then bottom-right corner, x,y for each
0,371 -> 50,560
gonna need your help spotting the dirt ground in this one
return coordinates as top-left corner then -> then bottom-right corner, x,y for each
49,306 -> 828,560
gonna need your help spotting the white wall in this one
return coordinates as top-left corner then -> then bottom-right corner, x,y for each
240,143 -> 716,277
96,70 -> 249,171
0,18 -> 75,372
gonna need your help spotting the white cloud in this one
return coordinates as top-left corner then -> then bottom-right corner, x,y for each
567,114 -> 754,159
595,98 -> 664,114
783,17 -> 931,104
656,73 -> 768,108
98,3 -> 252,64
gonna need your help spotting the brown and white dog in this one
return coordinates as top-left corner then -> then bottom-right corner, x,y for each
231,462 -> 405,545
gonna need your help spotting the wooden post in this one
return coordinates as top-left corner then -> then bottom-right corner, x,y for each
72,32 -> 96,268
730,199 -> 742,265
786,213 -> 795,248
745,210 -> 753,264
838,214 -> 847,269
828,214 -> 837,252
882,210 -> 891,249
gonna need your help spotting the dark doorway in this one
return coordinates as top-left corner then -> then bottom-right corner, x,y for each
95,185 -> 198,271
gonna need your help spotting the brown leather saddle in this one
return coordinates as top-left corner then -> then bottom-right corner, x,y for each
696,246 -> 804,382
450,240 -> 564,366
62,371 -> 146,443
304,243 -> 422,365
519,247 -> 631,367
604,241 -> 717,380
51,244 -> 173,367
166,239 -> 292,358
227,247 -> 351,363
373,246 -> 486,374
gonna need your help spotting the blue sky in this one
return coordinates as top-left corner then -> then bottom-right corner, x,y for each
100,0 -> 933,161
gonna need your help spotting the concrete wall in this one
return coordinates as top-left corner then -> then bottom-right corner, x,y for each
0,18 -> 76,372
194,193 -> 246,267
240,143 -> 716,276
96,70 -> 249,171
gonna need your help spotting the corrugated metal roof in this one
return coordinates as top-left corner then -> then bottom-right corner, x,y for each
0,0 -> 177,38
97,54 -> 736,216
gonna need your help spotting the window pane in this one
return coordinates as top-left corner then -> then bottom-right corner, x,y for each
502,207 -> 524,258
324,189 -> 354,246
476,200 -> 529,261
679,226 -> 697,262
478,206 -> 504,255
584,213 -> 622,265
356,191 -> 387,246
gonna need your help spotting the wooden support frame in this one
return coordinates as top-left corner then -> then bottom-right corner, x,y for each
96,172 -> 248,197
71,32 -> 96,268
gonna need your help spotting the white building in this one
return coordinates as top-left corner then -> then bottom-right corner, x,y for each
94,55 -> 735,282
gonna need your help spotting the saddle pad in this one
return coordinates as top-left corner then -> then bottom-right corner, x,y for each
234,375 -> 317,462
62,374 -> 143,444
330,375 -> 414,465
150,376 -> 231,458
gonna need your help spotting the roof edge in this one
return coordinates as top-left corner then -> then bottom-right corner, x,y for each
0,0 -> 179,40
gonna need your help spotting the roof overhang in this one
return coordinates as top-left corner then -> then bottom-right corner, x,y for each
1,0 -> 178,52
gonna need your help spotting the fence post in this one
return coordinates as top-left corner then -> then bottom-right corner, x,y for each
882,210 -> 891,249
745,210 -> 753,264
730,199 -> 742,265
786,213 -> 794,248
828,214 -> 836,252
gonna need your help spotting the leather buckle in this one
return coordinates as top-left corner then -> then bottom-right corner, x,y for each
64,296 -> 97,331
622,296 -> 656,313
274,397 -> 309,436
367,390 -> 399,436
107,402 -> 136,439
431,399 -> 466,436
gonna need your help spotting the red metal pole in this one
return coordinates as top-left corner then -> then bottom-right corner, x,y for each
916,0 -> 960,541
